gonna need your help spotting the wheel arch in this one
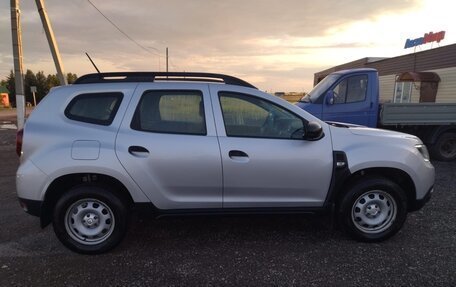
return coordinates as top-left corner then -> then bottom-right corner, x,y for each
428,129 -> 456,161
40,173 -> 134,228
427,125 -> 456,145
336,167 -> 416,211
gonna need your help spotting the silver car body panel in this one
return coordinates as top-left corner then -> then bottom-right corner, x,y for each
209,85 -> 333,207
329,125 -> 435,200
17,83 -> 150,203
16,80 -> 434,212
115,83 -> 223,209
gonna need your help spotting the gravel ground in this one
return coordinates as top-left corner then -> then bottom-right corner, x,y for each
0,128 -> 455,286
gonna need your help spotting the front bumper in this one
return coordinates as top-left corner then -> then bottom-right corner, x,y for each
409,186 -> 433,212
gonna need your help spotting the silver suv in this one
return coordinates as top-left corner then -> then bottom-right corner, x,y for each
16,72 -> 434,254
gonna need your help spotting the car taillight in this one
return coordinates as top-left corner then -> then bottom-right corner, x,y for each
16,128 -> 23,157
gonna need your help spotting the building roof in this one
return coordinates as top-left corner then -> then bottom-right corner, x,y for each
314,43 -> 456,85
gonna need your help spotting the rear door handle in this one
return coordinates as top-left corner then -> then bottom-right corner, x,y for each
229,150 -> 249,162
128,146 -> 149,157
229,150 -> 248,157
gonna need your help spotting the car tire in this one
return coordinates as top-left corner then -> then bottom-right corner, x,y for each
338,177 -> 408,242
430,132 -> 456,161
53,185 -> 129,254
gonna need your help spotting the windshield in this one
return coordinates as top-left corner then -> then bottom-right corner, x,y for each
304,74 -> 339,103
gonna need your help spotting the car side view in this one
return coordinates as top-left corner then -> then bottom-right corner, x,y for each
16,72 -> 434,254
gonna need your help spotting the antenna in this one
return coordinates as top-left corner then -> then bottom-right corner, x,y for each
85,52 -> 101,74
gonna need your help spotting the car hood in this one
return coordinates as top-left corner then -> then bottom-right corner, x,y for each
349,127 -> 419,141
328,122 -> 422,144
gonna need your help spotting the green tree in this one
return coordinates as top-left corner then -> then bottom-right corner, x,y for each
46,74 -> 60,91
66,72 -> 78,84
35,71 -> 48,103
24,70 -> 37,104
2,70 -> 78,106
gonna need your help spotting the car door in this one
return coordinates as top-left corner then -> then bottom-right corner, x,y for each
322,74 -> 372,126
209,85 -> 333,208
115,83 -> 223,210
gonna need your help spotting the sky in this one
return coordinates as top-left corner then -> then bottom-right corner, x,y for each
0,0 -> 454,92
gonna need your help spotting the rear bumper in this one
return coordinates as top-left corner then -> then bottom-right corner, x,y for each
409,186 -> 433,212
18,198 -> 42,217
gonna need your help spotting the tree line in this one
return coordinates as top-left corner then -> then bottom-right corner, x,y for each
0,70 -> 78,106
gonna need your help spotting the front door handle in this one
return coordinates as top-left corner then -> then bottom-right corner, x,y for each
128,146 -> 149,157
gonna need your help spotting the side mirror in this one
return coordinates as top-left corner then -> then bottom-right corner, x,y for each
325,91 -> 335,105
304,121 -> 324,141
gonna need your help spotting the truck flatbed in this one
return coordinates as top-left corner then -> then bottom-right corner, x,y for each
381,103 -> 456,125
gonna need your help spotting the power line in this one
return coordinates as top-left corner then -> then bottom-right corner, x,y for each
85,0 -> 185,72
86,0 -> 162,58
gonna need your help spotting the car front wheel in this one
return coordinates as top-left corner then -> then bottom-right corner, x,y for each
338,177 -> 408,242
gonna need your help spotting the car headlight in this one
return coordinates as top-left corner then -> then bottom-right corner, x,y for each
415,144 -> 430,161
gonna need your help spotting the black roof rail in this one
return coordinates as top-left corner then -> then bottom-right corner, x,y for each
73,72 -> 257,89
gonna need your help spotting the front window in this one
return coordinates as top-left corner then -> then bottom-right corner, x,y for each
219,92 -> 304,139
304,74 -> 339,103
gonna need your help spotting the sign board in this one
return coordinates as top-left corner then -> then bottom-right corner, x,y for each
30,86 -> 37,93
404,31 -> 445,49
0,94 -> 10,108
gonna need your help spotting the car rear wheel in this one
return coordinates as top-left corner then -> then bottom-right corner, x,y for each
430,132 -> 456,161
53,185 -> 128,254
338,177 -> 408,242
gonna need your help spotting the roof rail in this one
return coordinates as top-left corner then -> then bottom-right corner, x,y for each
73,72 -> 257,89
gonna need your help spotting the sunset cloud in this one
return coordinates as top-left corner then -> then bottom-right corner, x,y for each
0,0 -> 453,91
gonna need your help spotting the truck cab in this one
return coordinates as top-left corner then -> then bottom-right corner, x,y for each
296,68 -> 379,127
297,68 -> 456,161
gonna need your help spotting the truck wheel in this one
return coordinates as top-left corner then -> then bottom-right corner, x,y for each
338,177 -> 407,242
53,185 -> 129,254
430,132 -> 456,161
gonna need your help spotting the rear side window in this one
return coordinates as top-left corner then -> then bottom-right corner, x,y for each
65,92 -> 123,125
131,90 -> 206,135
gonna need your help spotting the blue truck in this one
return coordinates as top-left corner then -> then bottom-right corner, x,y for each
296,68 -> 456,161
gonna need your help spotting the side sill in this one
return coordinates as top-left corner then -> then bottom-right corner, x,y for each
133,203 -> 330,218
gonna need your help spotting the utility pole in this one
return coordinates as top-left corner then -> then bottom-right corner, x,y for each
166,47 -> 169,73
10,0 -> 25,129
35,0 -> 67,85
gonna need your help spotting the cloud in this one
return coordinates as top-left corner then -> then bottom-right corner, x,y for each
0,0 -> 422,91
